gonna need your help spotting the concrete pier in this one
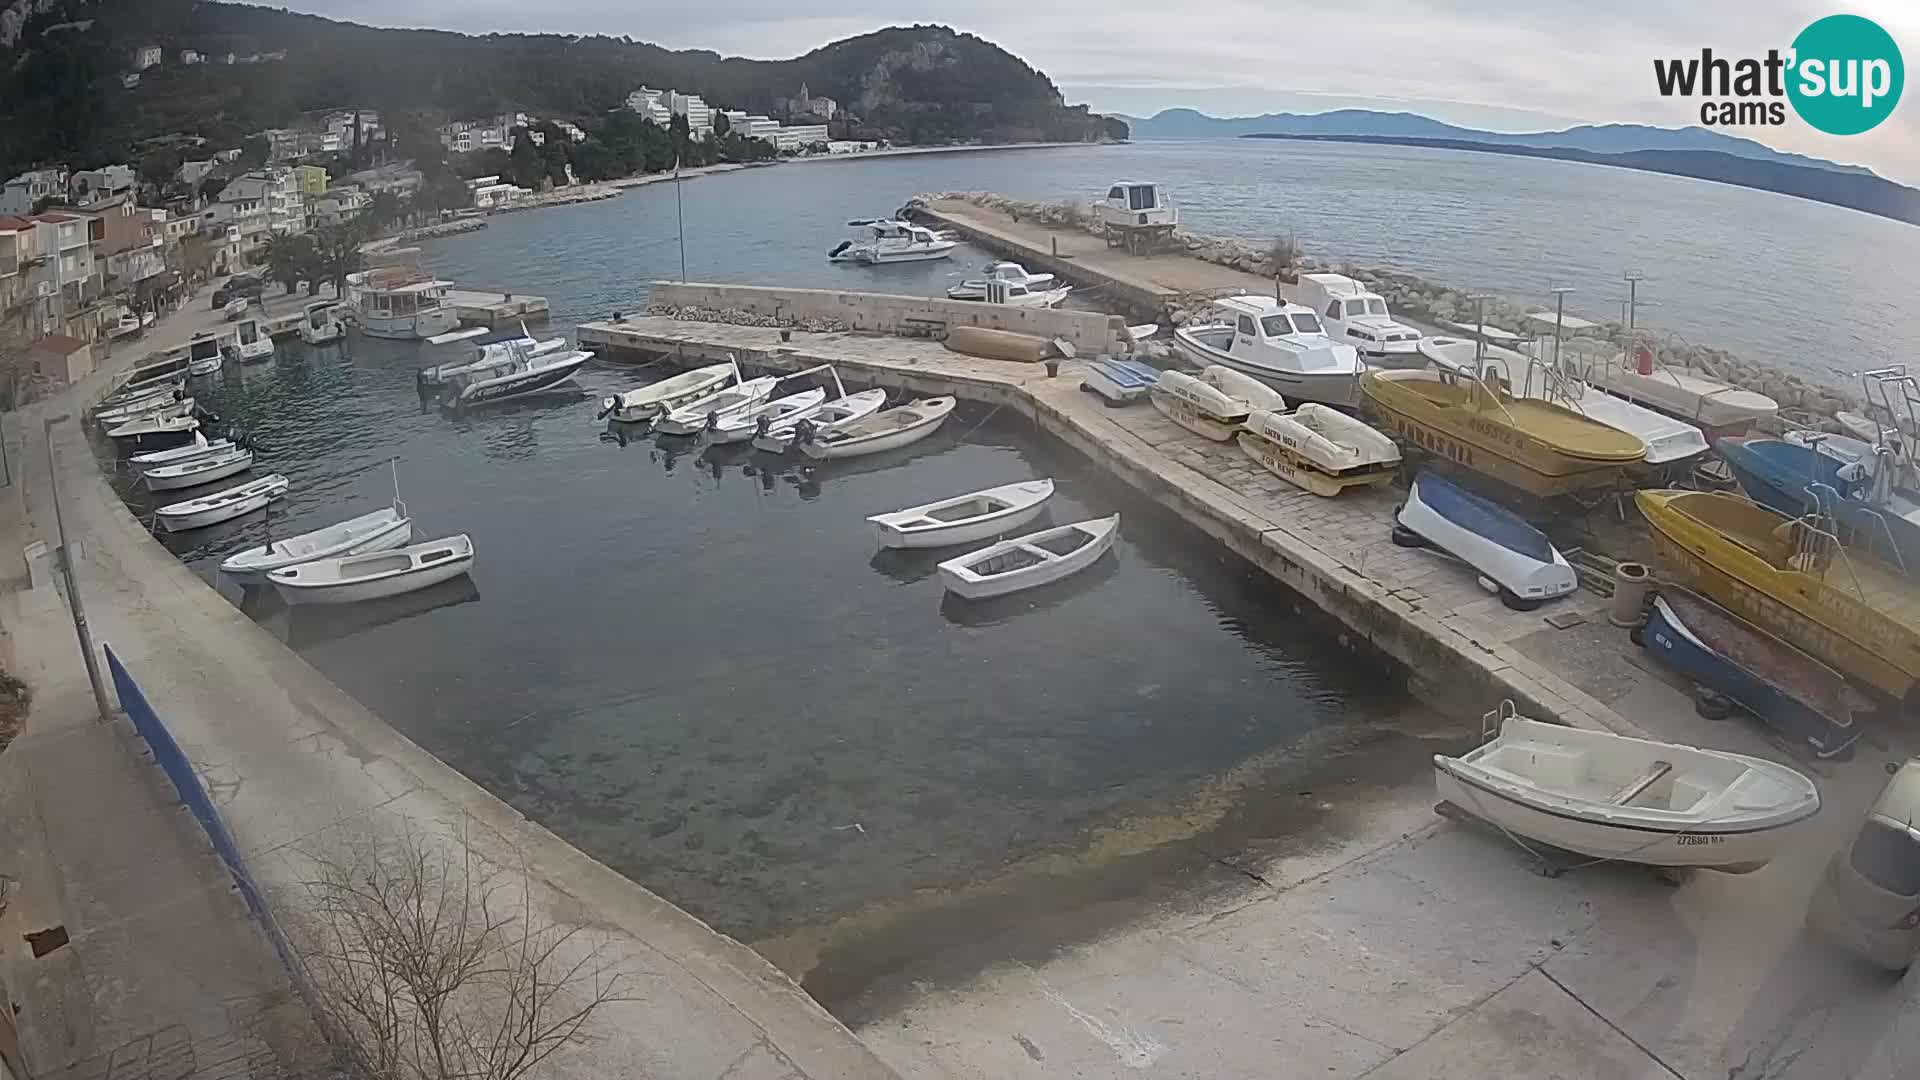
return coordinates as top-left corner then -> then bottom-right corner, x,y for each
446,287 -> 551,328
578,315 -> 1634,736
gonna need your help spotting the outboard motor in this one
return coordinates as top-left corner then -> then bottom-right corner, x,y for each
828,240 -> 852,259
791,418 -> 816,446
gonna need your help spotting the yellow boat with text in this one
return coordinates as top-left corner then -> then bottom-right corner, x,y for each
1636,489 -> 1920,704
1360,368 -> 1645,496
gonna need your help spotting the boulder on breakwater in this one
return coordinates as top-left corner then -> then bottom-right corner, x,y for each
911,191 -> 1872,430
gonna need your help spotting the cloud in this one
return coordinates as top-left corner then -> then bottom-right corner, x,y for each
273,0 -> 1920,180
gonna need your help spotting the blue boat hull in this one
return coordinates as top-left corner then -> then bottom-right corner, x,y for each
1716,436 -> 1920,572
1641,597 -> 1857,758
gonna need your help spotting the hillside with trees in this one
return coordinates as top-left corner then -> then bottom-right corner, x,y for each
0,0 -> 1126,179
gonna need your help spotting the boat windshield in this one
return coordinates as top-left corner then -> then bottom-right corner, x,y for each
1291,313 -> 1325,335
1367,298 -> 1389,315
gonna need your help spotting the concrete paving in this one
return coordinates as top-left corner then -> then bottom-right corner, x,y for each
0,283 -> 899,1079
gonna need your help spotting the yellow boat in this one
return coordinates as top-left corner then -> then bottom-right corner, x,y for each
1361,368 -> 1645,496
1637,489 -> 1920,704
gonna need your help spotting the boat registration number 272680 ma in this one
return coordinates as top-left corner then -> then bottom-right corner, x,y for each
1677,834 -> 1727,846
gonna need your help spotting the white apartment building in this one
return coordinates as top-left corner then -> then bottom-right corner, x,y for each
0,168 -> 70,215
625,87 -> 672,125
71,164 -> 137,200
736,116 -> 781,141
206,169 -> 305,258
669,92 -> 713,134
773,124 -> 831,152
308,189 -> 369,228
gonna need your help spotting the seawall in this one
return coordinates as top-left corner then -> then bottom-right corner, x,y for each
4,322 -> 899,1078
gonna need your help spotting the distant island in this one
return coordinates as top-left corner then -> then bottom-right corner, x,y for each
1241,133 -> 1920,226
1118,107 -> 1873,176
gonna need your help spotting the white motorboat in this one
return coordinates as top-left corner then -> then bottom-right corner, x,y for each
107,414 -> 200,450
222,506 -> 414,583
1238,405 -> 1400,497
946,262 -> 1057,300
1582,346 -> 1778,436
1172,296 -> 1364,408
143,447 -> 254,491
222,297 -> 250,321
600,362 -> 739,424
443,345 -> 592,408
1434,706 -> 1821,873
1294,273 -> 1423,366
269,534 -> 474,606
1428,339 -> 1710,466
155,474 -> 288,532
233,316 -> 274,363
298,301 -> 346,346
1393,470 -> 1577,610
753,388 -> 887,452
869,479 -> 1056,549
344,269 -> 461,340
938,515 -> 1120,599
828,219 -> 957,265
796,396 -> 956,460
1199,365 -> 1289,413
712,387 -> 827,444
111,350 -> 193,397
1082,359 -> 1159,405
417,334 -> 568,387
655,377 -> 781,435
98,374 -> 182,414
966,280 -> 1072,308
130,434 -> 234,470
1150,370 -> 1250,441
96,391 -> 189,427
186,329 -> 230,376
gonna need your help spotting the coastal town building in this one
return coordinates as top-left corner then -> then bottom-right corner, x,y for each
669,91 -> 713,135
773,124 -> 830,152
132,44 -> 163,70
625,87 -> 672,125
0,167 -> 70,214
70,164 -> 136,201
784,83 -> 838,120
307,188 -> 369,228
179,49 -> 201,64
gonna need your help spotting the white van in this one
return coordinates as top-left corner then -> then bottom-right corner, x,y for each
1809,758 -> 1920,972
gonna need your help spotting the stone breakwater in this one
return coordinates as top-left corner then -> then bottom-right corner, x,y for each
645,303 -> 853,334
915,191 -> 1873,429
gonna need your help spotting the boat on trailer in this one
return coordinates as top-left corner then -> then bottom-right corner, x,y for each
796,397 -> 956,460
937,515 -> 1120,599
869,479 -> 1056,549
1639,588 -> 1865,759
1238,405 -> 1400,496
1394,470 -> 1577,610
1434,704 -> 1820,874
155,474 -> 288,532
269,534 -> 474,606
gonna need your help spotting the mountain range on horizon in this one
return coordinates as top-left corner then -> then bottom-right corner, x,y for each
1117,107 -> 1876,179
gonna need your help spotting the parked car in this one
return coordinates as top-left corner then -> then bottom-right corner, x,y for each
213,274 -> 264,309
1808,757 -> 1920,972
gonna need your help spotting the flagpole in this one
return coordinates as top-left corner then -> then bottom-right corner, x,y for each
674,151 -> 687,283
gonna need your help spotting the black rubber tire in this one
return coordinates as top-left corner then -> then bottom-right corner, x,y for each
1499,587 -> 1545,612
1693,687 -> 1734,721
1390,523 -> 1426,548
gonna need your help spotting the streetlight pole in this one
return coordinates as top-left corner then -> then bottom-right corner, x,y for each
42,415 -> 114,723
1548,284 -> 1576,370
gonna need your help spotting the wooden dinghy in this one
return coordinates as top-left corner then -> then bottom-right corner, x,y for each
1435,705 -> 1820,873
796,397 -> 956,460
937,515 -> 1120,599
269,534 -> 474,607
868,479 -> 1055,549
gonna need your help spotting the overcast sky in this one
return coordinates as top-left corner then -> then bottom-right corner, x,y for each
280,1 -> 1920,181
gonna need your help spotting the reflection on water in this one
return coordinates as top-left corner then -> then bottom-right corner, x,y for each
101,309 -> 1413,951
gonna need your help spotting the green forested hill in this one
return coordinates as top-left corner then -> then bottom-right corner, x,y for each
0,0 -> 1125,177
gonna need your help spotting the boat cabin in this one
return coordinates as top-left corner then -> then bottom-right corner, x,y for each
236,317 -> 265,349
1201,296 -> 1362,373
361,277 -> 450,319
186,330 -> 231,366
1295,273 -> 1422,359
1097,182 -> 1176,228
116,345 -> 193,391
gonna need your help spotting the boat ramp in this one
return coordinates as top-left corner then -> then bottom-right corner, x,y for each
579,303 -> 1640,737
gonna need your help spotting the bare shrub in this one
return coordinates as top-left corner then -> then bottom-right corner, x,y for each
288,830 -> 628,1080
1266,234 -> 1300,276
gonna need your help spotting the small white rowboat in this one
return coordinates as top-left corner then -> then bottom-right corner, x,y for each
869,479 -> 1055,549
1150,370 -> 1248,442
937,515 -> 1120,599
156,474 -> 288,533
220,506 -> 414,583
108,415 -> 200,450
654,377 -> 780,435
753,389 -> 888,452
132,434 -> 234,472
269,534 -> 474,606
600,362 -> 737,423
1434,708 -> 1820,873
711,388 -> 826,444
143,448 -> 254,491
797,397 -> 956,460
